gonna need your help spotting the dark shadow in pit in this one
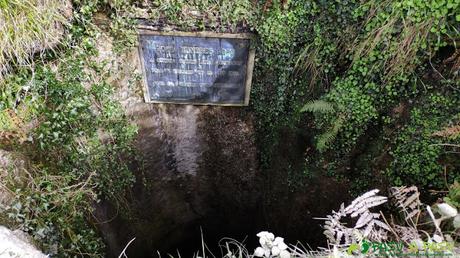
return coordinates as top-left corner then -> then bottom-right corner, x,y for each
93,118 -> 350,257
93,36 -> 349,257
93,104 -> 261,257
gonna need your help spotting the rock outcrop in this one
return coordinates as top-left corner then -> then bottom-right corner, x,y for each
0,226 -> 46,258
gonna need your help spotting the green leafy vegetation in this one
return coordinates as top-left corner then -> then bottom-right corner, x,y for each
445,181 -> 460,208
1,0 -> 460,255
253,0 -> 460,193
387,93 -> 460,189
147,0 -> 256,32
306,0 -> 460,152
0,0 -> 139,256
300,100 -> 343,152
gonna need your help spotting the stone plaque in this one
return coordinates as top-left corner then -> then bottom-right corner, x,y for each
138,30 -> 255,106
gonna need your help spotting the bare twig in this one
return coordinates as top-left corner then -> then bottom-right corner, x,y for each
118,238 -> 136,258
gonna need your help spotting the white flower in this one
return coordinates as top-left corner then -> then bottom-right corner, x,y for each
273,237 -> 284,245
411,239 -> 424,250
257,231 -> 267,238
332,246 -> 340,257
257,231 -> 275,249
255,231 -> 290,258
331,246 -> 348,257
280,250 -> 290,258
277,242 -> 288,251
254,247 -> 265,257
266,232 -> 275,241
259,237 -> 268,248
432,234 -> 443,243
257,231 -> 275,241
453,215 -> 460,228
271,246 -> 280,256
437,203 -> 458,218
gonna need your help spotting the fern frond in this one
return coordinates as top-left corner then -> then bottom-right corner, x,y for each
344,189 -> 389,238
300,100 -> 335,113
321,189 -> 390,245
393,225 -> 420,243
390,186 -> 421,225
317,116 -> 344,152
344,189 -> 388,216
317,131 -> 337,152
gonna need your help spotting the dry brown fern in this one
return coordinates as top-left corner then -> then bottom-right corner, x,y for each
433,124 -> 460,139
0,109 -> 27,146
393,225 -> 420,244
390,186 -> 422,225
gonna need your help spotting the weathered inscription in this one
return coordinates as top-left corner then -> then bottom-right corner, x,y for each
139,31 -> 254,105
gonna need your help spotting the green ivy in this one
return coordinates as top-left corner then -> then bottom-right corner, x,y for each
0,0 -> 139,256
253,0 -> 460,194
388,92 -> 460,190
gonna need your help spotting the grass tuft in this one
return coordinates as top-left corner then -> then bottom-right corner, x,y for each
0,0 -> 70,79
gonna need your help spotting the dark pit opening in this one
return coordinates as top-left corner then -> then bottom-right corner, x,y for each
93,125 -> 350,258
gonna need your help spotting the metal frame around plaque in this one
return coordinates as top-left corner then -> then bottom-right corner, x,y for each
137,29 -> 256,106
